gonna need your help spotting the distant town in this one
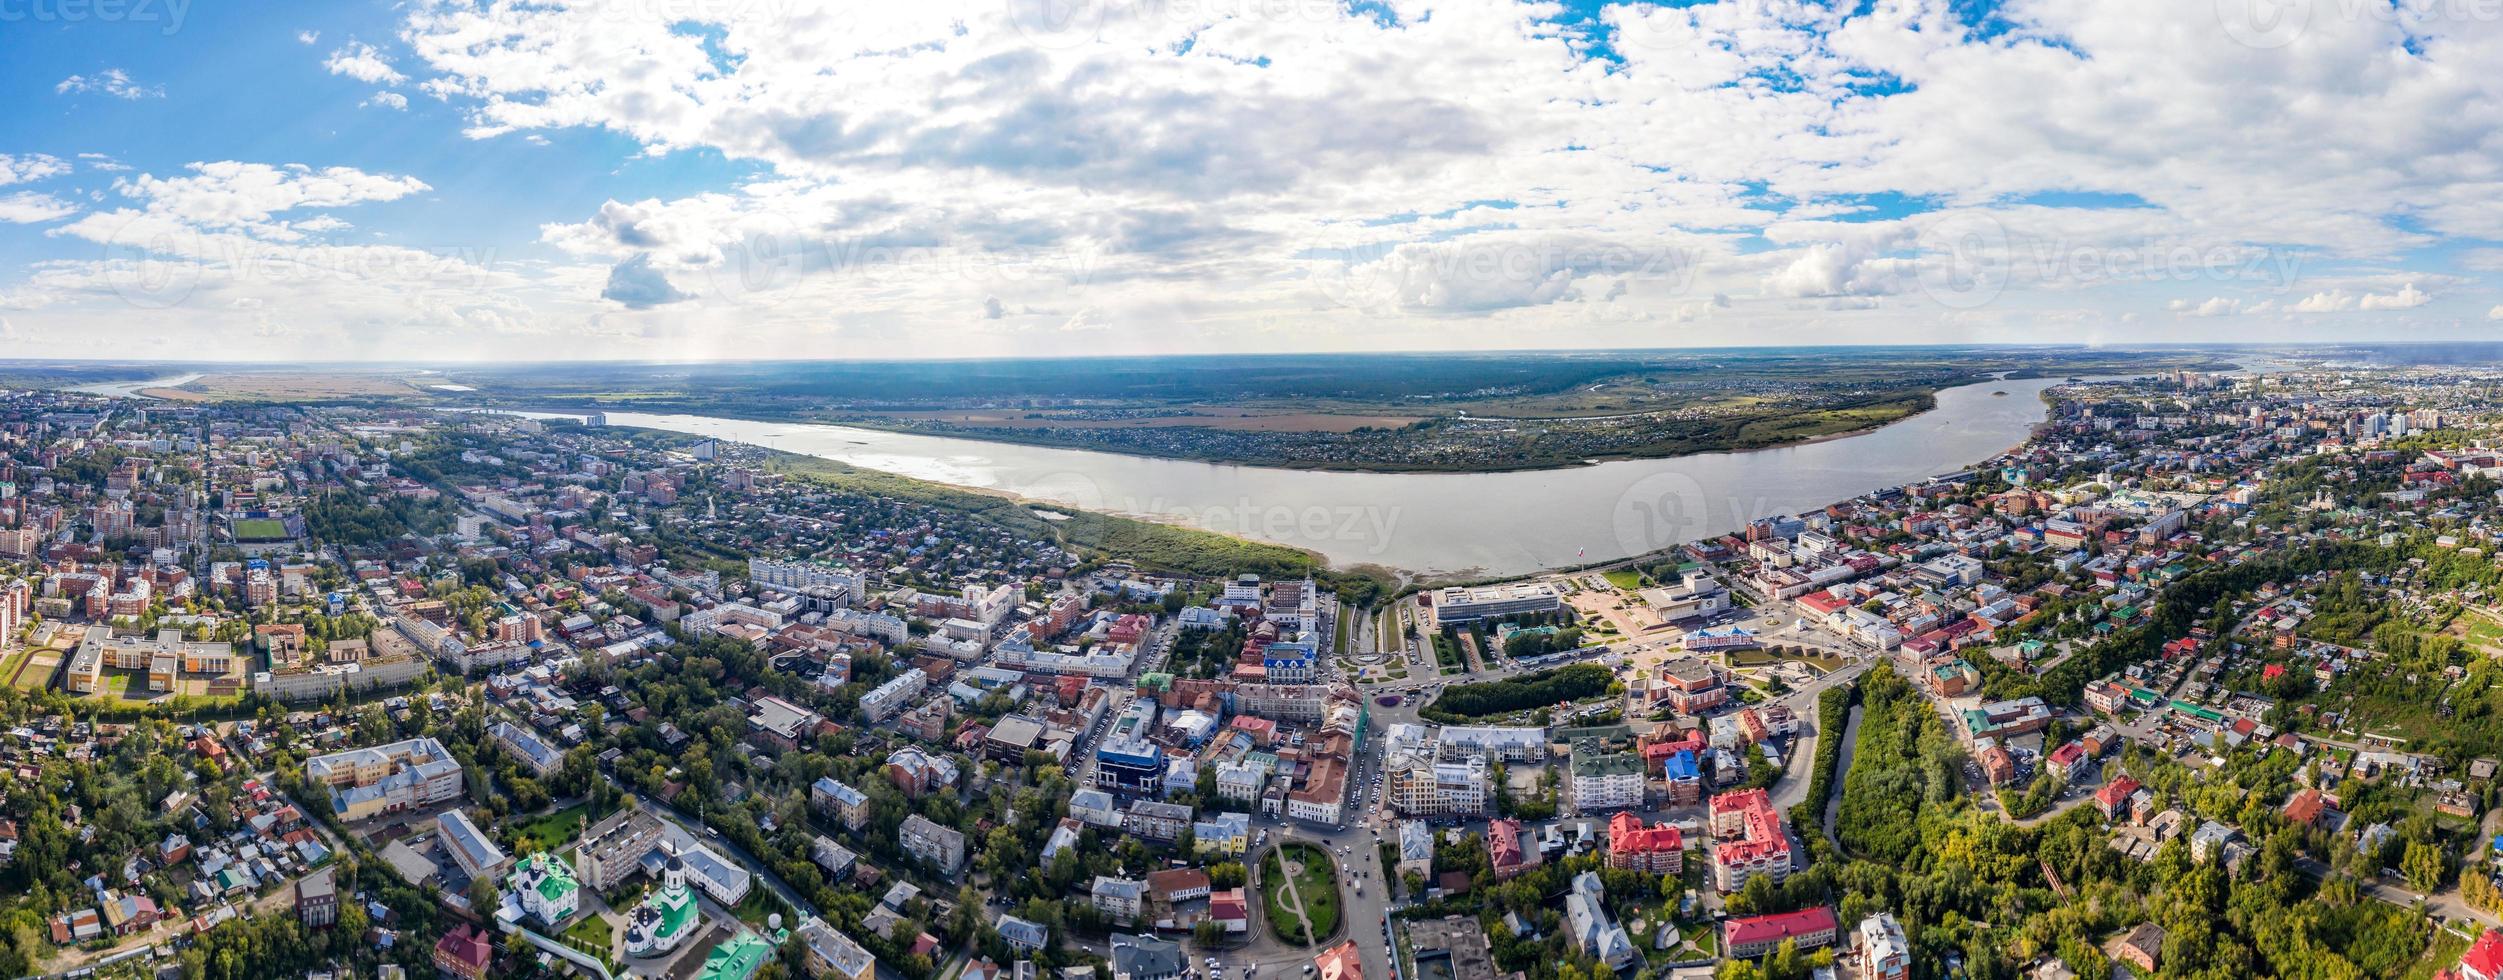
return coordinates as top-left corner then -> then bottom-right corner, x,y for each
9,362 -> 2503,980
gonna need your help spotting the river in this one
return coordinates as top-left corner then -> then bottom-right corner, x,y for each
570,375 -> 2103,578
65,373 -> 203,398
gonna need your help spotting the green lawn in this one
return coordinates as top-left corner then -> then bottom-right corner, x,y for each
1604,569 -> 1646,592
232,518 -> 291,540
730,883 -> 789,928
560,914 -> 617,971
10,651 -> 62,691
508,802 -> 604,852
1261,842 -> 1342,945
2404,924 -> 2472,980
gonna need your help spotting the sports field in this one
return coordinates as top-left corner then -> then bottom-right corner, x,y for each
232,518 -> 291,539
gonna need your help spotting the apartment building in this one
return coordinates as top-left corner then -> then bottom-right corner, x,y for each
1569,740 -> 1646,814
1708,788 -> 1793,893
1385,753 -> 1490,820
305,737 -> 464,821
1605,812 -> 1684,875
900,813 -> 966,875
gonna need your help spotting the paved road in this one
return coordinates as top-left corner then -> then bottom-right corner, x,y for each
635,793 -> 816,919
1820,703 -> 1862,846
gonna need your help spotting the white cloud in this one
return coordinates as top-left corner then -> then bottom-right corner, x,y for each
325,42 -> 406,86
95,162 -> 428,242
601,254 -> 692,309
55,69 -> 162,100
0,154 -> 69,186
2488,305 -> 2503,320
16,0 -> 2503,357
2291,290 -> 2356,313
2358,282 -> 2430,310
297,30 -> 320,45
0,193 -> 79,224
2169,297 -> 2244,317
2291,282 -> 2432,313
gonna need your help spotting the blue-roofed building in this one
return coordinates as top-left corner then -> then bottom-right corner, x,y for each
1095,737 -> 1166,795
1263,639 -> 1316,684
1661,749 -> 1703,805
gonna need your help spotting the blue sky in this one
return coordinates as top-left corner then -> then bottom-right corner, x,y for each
0,0 -> 2499,360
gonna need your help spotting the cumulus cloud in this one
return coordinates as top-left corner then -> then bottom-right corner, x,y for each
1764,243 -> 1914,299
110,162 -> 429,233
2489,305 -> 2503,320
0,154 -> 69,186
55,69 -> 161,100
2291,283 -> 2433,313
0,193 -> 79,224
2169,297 -> 2245,317
601,254 -> 693,309
2358,282 -> 2431,310
325,42 -> 406,86
20,0 -> 2503,357
982,296 -> 1006,320
297,30 -> 320,45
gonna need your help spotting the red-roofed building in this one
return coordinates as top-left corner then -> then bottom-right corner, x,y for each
2284,787 -> 2326,828
1722,907 -> 1838,960
1796,593 -> 1849,618
1209,889 -> 1249,933
1316,939 -> 1363,980
434,925 -> 494,980
1489,819 -> 1536,879
2460,928 -> 2503,980
2094,776 -> 2141,822
1606,812 -> 1684,874
1708,789 -> 1792,892
2047,741 -> 2088,781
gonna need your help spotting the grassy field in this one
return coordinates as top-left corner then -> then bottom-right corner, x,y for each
1604,569 -> 1646,591
7,650 -> 60,691
508,802 -> 601,852
231,518 -> 291,539
2404,924 -> 2472,980
560,913 -> 617,971
2455,612 -> 2503,651
1261,842 -> 1341,945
